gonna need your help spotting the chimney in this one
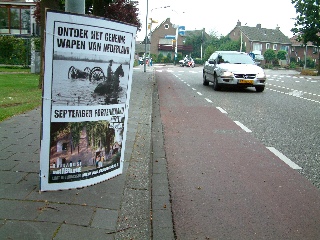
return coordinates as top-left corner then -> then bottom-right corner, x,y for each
256,24 -> 261,29
237,20 -> 241,27
276,25 -> 280,31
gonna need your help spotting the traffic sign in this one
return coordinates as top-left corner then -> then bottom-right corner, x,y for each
178,26 -> 185,36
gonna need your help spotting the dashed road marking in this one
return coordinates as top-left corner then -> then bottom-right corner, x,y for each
266,147 -> 302,170
216,107 -> 228,114
205,98 -> 212,103
197,92 -> 203,96
234,121 -> 252,132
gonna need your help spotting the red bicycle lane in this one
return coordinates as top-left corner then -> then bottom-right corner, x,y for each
156,70 -> 320,240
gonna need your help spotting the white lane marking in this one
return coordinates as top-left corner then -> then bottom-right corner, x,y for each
266,147 -> 302,170
197,92 -> 203,96
192,88 -> 196,91
205,98 -> 212,103
216,107 -> 228,114
234,121 -> 252,132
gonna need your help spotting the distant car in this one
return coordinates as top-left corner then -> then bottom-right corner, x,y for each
203,51 -> 266,92
138,57 -> 144,65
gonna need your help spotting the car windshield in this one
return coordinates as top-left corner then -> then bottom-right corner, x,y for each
219,53 -> 255,64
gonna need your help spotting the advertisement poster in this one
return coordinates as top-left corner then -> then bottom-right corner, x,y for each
40,11 -> 136,191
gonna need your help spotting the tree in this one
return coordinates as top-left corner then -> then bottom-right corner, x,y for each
277,50 -> 287,60
291,0 -> 320,75
219,38 -> 242,52
264,49 -> 277,67
184,31 -> 207,58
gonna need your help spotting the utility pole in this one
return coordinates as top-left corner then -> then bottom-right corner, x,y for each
144,0 -> 148,72
65,0 -> 85,14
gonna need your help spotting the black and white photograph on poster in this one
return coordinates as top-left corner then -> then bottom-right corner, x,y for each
40,11 -> 136,191
52,55 -> 130,106
49,119 -> 123,183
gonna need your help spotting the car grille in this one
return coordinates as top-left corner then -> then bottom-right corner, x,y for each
234,74 -> 256,79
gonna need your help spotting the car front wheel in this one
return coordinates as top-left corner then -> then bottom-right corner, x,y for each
203,73 -> 209,86
212,74 -> 221,91
255,86 -> 265,92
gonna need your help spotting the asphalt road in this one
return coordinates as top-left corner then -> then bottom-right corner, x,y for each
162,66 -> 320,189
155,65 -> 320,239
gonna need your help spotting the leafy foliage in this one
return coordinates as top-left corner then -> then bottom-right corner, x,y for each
0,36 -> 28,66
264,49 -> 277,63
291,0 -> 320,74
277,50 -> 287,60
184,31 -> 206,58
201,34 -> 242,60
33,0 -> 141,31
105,0 -> 141,31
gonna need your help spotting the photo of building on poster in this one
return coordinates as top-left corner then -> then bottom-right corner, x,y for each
49,120 -> 123,183
40,11 -> 136,191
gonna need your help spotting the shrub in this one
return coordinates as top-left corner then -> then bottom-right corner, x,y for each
0,36 -> 36,66
289,62 -> 296,69
301,69 -> 318,76
277,50 -> 287,60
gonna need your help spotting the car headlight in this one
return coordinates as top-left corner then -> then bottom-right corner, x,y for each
256,71 -> 266,79
221,71 -> 234,77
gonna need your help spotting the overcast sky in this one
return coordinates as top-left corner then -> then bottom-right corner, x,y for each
136,0 -> 298,41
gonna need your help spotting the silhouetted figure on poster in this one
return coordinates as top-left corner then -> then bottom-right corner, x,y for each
94,64 -> 124,104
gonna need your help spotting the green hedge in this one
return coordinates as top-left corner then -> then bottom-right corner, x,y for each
0,36 -> 40,66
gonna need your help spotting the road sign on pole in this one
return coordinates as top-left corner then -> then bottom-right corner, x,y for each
178,26 -> 185,36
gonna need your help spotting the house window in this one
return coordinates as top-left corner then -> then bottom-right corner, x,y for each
164,24 -> 169,29
0,7 -> 9,34
253,43 -> 262,51
266,43 -> 270,49
0,5 -> 31,35
273,44 -> 277,50
62,143 -> 68,151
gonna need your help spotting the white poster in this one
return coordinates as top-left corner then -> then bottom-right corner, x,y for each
40,11 -> 136,191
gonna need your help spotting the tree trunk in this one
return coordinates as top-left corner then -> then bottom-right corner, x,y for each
38,0 -> 60,89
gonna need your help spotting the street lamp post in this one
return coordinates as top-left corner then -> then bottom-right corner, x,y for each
174,25 -> 178,65
144,0 -> 148,72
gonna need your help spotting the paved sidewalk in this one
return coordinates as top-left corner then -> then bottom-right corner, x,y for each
0,66 -> 173,239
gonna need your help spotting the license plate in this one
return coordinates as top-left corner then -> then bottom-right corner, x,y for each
239,79 -> 253,84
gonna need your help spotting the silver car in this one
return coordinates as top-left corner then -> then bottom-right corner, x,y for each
203,51 -> 266,92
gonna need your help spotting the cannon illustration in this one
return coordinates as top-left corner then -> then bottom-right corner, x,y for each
68,66 -> 105,82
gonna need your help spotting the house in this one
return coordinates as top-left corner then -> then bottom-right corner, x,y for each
229,21 -> 292,64
0,0 -> 38,36
148,18 -> 191,60
290,35 -> 319,66
137,18 -> 207,61
136,18 -> 210,62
